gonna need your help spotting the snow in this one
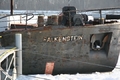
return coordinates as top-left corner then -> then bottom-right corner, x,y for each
16,54 -> 120,80
16,71 -> 120,80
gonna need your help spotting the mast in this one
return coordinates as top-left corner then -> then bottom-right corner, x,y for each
10,0 -> 14,15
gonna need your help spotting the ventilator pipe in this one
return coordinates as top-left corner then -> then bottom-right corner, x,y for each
15,33 -> 22,77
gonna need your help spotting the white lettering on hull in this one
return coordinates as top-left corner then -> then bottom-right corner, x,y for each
43,35 -> 83,42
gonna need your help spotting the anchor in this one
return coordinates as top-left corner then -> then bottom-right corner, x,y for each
91,34 -> 108,50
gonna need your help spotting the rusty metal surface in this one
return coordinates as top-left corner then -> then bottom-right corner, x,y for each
0,23 -> 120,74
45,62 -> 54,74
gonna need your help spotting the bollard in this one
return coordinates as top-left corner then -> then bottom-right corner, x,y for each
15,33 -> 22,77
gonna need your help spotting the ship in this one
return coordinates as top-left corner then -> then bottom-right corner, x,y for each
0,0 -> 120,75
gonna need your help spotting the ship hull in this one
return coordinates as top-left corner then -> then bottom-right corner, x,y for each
1,23 -> 120,74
